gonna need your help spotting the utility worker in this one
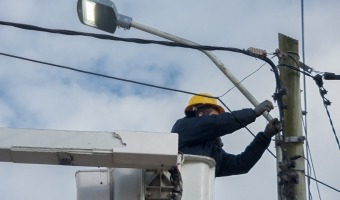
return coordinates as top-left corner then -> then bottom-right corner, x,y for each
171,93 -> 281,177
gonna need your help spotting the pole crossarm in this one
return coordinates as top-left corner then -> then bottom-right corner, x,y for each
0,127 -> 178,169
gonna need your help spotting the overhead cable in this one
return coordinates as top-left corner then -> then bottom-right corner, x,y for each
302,117 -> 322,199
0,20 -> 276,66
218,57 -> 274,98
0,21 -> 244,53
0,52 -> 197,97
305,175 -> 340,193
301,1 -> 312,193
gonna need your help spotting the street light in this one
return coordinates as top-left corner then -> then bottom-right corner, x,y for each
77,0 -> 131,33
76,0 -> 272,121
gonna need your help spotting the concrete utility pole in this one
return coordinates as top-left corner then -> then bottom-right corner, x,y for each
278,33 -> 306,200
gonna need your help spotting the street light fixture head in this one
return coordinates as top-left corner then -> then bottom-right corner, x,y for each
77,0 -> 132,33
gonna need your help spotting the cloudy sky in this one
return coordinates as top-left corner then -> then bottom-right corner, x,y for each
0,0 -> 340,199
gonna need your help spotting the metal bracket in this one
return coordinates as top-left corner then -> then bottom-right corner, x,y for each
144,169 -> 173,200
275,136 -> 305,146
285,136 -> 306,143
299,62 -> 313,73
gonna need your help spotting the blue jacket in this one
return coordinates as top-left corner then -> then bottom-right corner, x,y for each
171,108 -> 271,177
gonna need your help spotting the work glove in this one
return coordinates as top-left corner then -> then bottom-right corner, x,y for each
254,100 -> 274,117
264,118 -> 282,138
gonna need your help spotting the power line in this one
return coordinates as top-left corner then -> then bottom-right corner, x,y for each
302,117 -> 322,199
0,21 -> 244,53
0,51 -> 196,96
277,63 -> 313,78
218,56 -> 275,98
305,175 -> 340,193
0,20 -> 276,67
300,0 -> 312,196
323,104 -> 340,149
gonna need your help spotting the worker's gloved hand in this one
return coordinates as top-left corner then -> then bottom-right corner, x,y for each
264,118 -> 281,138
254,100 -> 274,117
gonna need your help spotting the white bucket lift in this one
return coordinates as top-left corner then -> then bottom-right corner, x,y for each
75,155 -> 216,200
0,127 -> 216,200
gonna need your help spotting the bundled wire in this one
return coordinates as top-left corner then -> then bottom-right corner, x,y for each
0,20 -> 246,54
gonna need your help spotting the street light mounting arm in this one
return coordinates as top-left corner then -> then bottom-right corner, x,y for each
117,14 -> 132,30
130,21 -> 273,122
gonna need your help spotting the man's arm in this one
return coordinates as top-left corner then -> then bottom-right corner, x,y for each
216,132 -> 270,177
172,108 -> 257,147
215,118 -> 281,177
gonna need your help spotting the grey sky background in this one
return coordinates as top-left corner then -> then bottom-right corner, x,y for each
0,0 -> 339,199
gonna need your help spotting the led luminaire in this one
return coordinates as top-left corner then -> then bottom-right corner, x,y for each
77,0 -> 132,33
83,0 -> 96,25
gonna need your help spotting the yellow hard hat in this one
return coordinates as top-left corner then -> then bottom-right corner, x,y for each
184,93 -> 225,115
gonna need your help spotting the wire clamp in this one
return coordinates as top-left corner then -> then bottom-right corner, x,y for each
298,62 -> 313,73
285,136 -> 305,144
275,136 -> 305,146
278,160 -> 299,199
279,160 -> 298,183
272,88 -> 287,100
